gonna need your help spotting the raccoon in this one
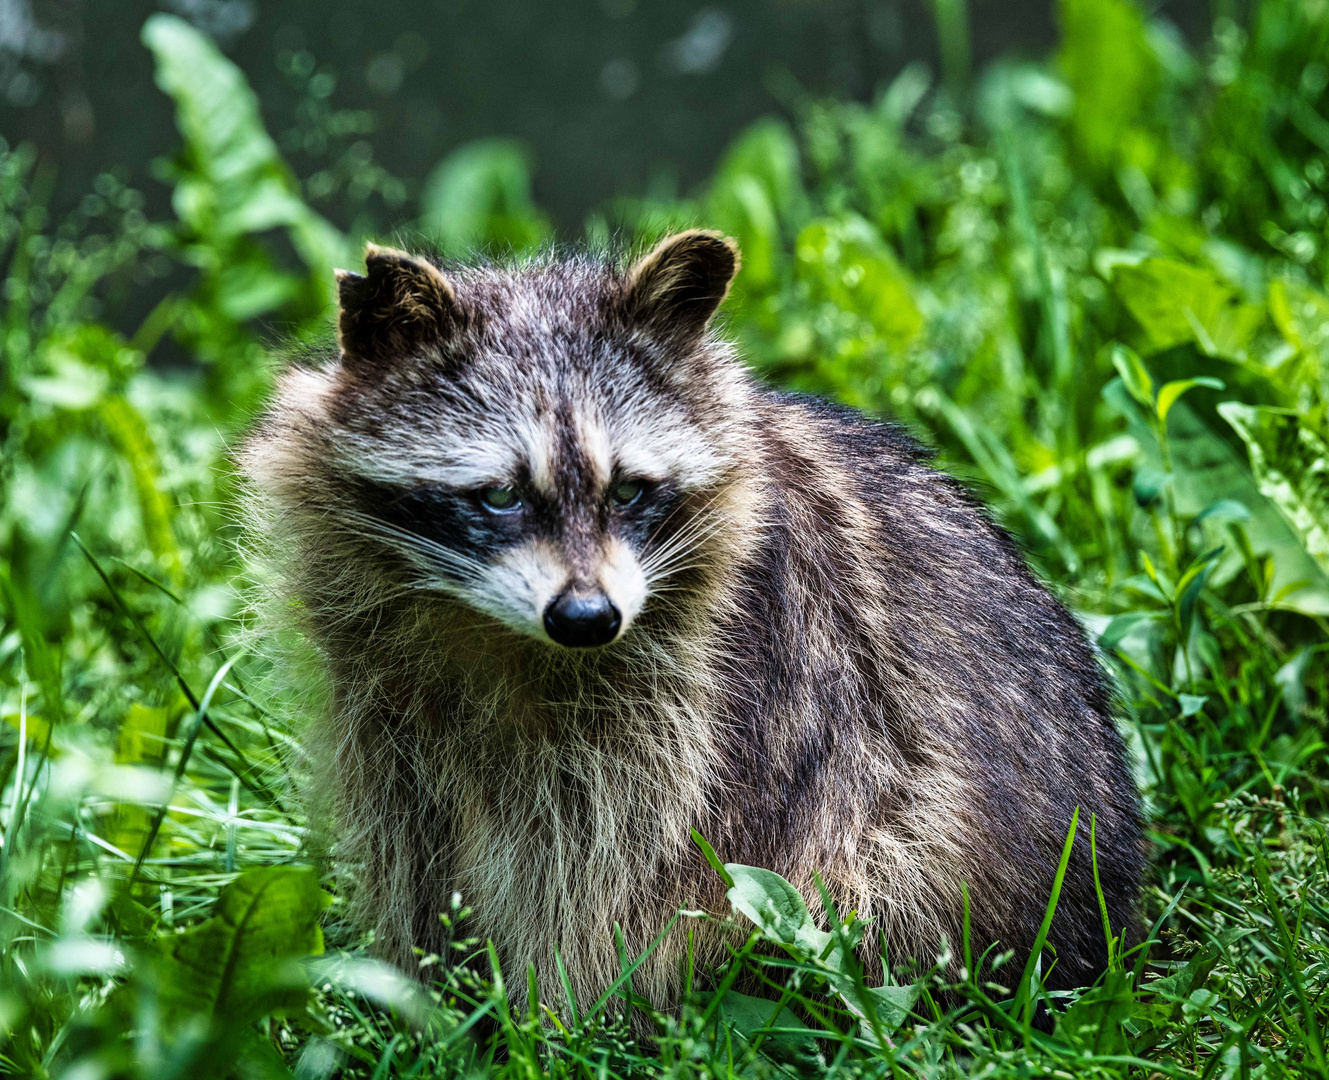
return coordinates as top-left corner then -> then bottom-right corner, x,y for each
239,230 -> 1143,1014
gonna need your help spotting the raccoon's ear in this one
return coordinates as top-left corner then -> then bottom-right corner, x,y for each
335,244 -> 459,367
623,229 -> 741,338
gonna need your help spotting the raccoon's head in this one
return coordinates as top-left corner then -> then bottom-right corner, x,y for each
250,231 -> 752,651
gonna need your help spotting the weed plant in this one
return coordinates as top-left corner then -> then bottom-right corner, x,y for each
3,0 -> 1329,1076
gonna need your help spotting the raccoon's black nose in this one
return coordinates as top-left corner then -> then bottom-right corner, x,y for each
544,589 -> 622,648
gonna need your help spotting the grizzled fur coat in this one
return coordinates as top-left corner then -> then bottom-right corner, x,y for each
240,230 -> 1143,1013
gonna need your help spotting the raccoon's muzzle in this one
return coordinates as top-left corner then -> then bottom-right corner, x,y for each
544,587 -> 622,648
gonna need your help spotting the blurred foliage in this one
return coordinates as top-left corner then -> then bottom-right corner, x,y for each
5,0 -> 1329,1076
420,138 -> 551,256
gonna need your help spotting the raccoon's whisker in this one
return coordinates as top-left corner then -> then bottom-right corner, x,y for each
644,564 -> 711,588
644,551 -> 716,584
648,507 -> 775,579
641,538 -> 704,578
353,530 -> 481,586
647,507 -> 747,574
639,484 -> 732,557
641,517 -> 728,581
337,509 -> 487,584
336,510 -> 466,565
644,511 -> 773,588
644,555 -> 715,589
640,509 -> 724,572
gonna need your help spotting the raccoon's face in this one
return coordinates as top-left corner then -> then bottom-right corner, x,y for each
298,231 -> 745,650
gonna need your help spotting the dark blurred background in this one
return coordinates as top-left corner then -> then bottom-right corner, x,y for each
1,0 -> 1210,232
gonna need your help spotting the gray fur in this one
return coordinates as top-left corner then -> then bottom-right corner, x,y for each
238,232 -> 1143,1014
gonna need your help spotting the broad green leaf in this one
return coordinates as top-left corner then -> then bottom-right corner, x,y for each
1219,403 -> 1329,576
142,15 -> 348,284
708,118 -> 807,288
1098,610 -> 1162,651
214,258 -> 304,322
726,864 -> 830,956
420,138 -> 550,255
1059,0 -> 1158,171
19,361 -> 108,411
1195,498 -> 1251,523
724,863 -> 920,1041
878,62 -> 932,126
794,217 -> 923,352
22,324 -> 138,410
1156,377 -> 1225,424
42,324 -> 143,385
714,990 -> 825,1075
144,15 -> 276,200
1122,573 -> 1168,605
1268,278 -> 1329,413
1132,465 -> 1170,508
864,983 -> 920,1032
709,174 -> 781,289
1011,67 -> 1074,118
157,865 -> 331,1030
1106,382 -> 1329,614
1109,258 -> 1263,358
1111,344 -> 1154,407
1137,939 -> 1231,1027
1179,694 -> 1208,718
1270,277 -> 1329,358
713,118 -> 806,226
1275,647 -> 1315,716
1055,969 -> 1133,1055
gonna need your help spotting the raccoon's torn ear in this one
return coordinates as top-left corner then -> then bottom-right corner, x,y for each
335,244 -> 459,367
623,230 -> 741,338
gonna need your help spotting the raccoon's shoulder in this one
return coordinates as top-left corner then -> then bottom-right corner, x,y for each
751,390 -> 1103,688
760,389 -> 932,466
754,386 -> 944,498
753,386 -> 1026,563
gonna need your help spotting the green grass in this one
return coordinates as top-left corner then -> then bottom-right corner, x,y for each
4,0 -> 1329,1075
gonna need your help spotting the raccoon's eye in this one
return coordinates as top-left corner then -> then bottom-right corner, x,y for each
479,486 -> 522,512
611,479 -> 645,507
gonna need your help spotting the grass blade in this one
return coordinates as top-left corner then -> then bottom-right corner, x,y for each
1014,806 -> 1079,1031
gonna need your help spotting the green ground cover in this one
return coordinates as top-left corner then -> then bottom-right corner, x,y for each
4,0 -> 1329,1075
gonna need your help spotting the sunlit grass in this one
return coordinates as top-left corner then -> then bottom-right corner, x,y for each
4,0 -> 1329,1075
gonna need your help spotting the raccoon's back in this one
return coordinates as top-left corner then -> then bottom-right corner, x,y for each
720,389 -> 1117,752
700,388 -> 1141,987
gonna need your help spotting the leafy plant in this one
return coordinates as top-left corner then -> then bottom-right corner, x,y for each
5,0 -> 1329,1075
